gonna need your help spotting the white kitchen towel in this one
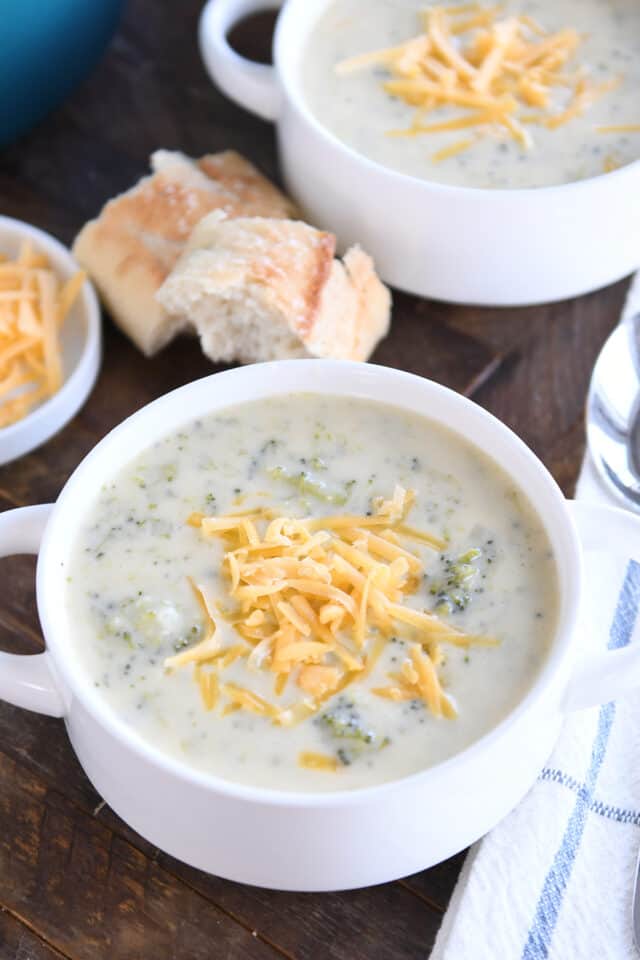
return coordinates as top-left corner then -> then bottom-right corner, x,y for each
430,277 -> 640,960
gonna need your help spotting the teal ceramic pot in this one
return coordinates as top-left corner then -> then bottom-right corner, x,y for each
0,0 -> 125,147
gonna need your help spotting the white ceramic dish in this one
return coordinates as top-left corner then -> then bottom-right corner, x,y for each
199,0 -> 640,307
0,216 -> 101,466
0,360 -> 638,891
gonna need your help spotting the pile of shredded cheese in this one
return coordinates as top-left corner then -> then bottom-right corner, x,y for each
165,487 -> 495,768
336,2 -> 625,162
0,241 -> 85,427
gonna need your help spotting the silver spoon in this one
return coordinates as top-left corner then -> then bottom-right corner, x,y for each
586,311 -> 640,510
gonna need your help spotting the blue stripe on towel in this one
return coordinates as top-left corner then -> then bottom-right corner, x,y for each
521,559 -> 640,960
539,768 -> 583,793
589,799 -> 640,828
540,768 -> 640,827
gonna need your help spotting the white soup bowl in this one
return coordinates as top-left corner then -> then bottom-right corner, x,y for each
199,0 -> 640,306
0,360 -> 639,890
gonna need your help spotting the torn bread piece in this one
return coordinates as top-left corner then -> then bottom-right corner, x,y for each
156,214 -> 391,363
72,151 -> 297,355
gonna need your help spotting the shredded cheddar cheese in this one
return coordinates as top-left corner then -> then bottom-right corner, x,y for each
603,153 -> 623,173
0,240 -> 85,427
299,751 -> 340,772
335,2 -> 623,159
431,137 -> 476,163
596,123 -> 640,134
164,487 -> 496,769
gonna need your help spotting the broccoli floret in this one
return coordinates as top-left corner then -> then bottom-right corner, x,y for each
316,697 -> 389,765
268,466 -> 351,505
429,547 -> 482,614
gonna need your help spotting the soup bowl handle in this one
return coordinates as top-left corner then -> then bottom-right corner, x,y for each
199,0 -> 282,122
563,500 -> 640,712
0,504 -> 65,718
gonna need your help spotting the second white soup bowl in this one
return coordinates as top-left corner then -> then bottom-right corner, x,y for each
199,0 -> 640,306
1,360 -> 639,890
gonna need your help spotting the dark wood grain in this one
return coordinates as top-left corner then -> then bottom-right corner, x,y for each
0,699 -> 442,960
0,754 -> 282,960
0,0 -> 628,957
0,910 -> 69,960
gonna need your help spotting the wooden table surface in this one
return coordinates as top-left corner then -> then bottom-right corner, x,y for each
0,2 -> 629,957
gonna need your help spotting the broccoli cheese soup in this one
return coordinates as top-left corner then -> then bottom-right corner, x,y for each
65,394 -> 558,792
301,0 -> 640,189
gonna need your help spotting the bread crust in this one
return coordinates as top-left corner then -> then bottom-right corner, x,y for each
72,151 -> 296,354
196,151 -> 299,220
157,215 -> 391,363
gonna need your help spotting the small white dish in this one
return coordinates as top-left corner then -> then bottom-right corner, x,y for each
0,216 -> 101,466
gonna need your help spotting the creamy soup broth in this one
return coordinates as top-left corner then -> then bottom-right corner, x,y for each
301,0 -> 640,188
65,395 -> 558,791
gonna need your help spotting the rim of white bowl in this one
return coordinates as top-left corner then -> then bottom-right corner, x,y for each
0,216 -> 101,466
38,360 -> 583,808
273,0 -> 640,198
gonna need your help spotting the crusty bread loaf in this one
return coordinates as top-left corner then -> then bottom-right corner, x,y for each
156,214 -> 391,363
72,150 -> 297,355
